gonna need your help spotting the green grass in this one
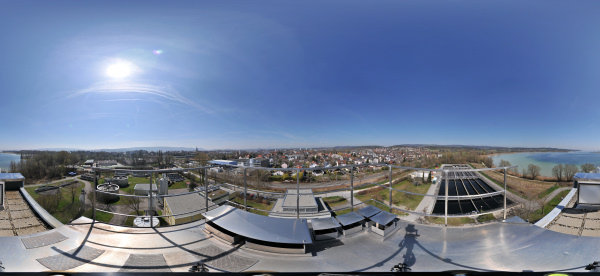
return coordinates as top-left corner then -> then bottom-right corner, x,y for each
26,181 -> 86,224
124,211 -> 144,226
529,190 -> 571,223
83,209 -> 114,223
323,196 -> 347,207
168,181 -> 188,189
355,179 -> 431,211
538,185 -> 561,199
232,197 -> 274,216
127,177 -> 150,184
362,200 -> 406,216
425,216 -> 476,226
120,185 -> 135,195
477,213 -> 496,223
355,183 -> 377,190
333,208 -> 352,216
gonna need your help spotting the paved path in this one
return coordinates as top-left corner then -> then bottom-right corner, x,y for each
543,187 -> 572,204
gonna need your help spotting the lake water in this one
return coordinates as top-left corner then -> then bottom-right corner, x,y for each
492,151 -> 600,177
0,152 -> 20,172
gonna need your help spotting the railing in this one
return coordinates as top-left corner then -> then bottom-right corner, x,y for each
90,163 -> 516,227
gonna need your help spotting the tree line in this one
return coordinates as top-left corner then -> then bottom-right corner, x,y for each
498,159 -> 596,181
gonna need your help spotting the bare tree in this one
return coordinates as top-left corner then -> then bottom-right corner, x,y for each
123,196 -> 142,215
527,164 -> 541,180
499,160 -> 511,168
564,164 -> 579,181
552,164 -> 564,182
581,163 -> 596,173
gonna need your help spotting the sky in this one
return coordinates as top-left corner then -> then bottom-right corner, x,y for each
1,0 -> 600,151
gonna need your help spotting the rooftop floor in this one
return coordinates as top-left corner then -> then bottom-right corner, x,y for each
545,193 -> 600,237
1,215 -> 600,272
0,191 -> 48,237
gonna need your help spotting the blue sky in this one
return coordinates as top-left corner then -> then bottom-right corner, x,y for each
1,0 -> 600,150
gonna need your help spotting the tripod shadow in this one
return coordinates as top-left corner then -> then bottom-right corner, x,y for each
398,224 -> 419,268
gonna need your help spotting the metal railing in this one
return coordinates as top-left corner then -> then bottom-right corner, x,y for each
90,163 -> 516,227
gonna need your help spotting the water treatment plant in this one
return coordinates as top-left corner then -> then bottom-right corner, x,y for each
1,162 -> 600,273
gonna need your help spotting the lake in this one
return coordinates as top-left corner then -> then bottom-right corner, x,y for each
492,151 -> 600,177
0,152 -> 20,172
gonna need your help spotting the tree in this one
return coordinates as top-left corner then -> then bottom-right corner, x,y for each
188,181 -> 198,192
527,164 -> 541,180
564,164 -> 579,181
68,182 -> 80,205
499,160 -> 511,168
552,164 -> 564,182
427,171 -> 432,183
157,150 -> 164,168
123,196 -> 142,215
581,163 -> 596,173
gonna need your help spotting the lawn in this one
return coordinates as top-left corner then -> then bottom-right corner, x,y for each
355,179 -> 431,211
83,209 -> 114,223
168,181 -> 188,189
361,200 -> 406,216
118,177 -> 150,194
529,190 -> 571,223
25,181 -> 86,224
332,208 -> 352,216
124,211 -> 144,227
232,196 -> 274,216
425,216 -> 476,226
323,196 -> 347,208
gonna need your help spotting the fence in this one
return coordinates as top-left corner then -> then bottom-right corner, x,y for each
91,164 -> 516,227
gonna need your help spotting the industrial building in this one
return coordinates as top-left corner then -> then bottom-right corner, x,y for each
270,189 -> 331,218
134,184 -> 157,196
163,193 -> 206,225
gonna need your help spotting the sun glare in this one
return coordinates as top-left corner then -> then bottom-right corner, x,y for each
106,61 -> 133,78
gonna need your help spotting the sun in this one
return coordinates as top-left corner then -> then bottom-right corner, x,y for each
106,61 -> 133,78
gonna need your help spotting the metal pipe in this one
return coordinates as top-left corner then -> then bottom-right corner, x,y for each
149,172 -> 153,226
389,165 -> 393,213
444,170 -> 448,226
204,168 -> 208,213
503,168 -> 507,221
350,167 -> 354,212
244,168 -> 247,211
93,169 -> 98,221
297,168 -> 300,219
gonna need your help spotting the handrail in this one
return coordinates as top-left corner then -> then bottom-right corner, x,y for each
88,163 -> 516,227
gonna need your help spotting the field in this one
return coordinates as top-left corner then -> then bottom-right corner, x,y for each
470,163 -> 568,200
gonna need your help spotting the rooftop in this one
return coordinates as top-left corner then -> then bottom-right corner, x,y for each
282,189 -> 318,209
0,173 -> 25,181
